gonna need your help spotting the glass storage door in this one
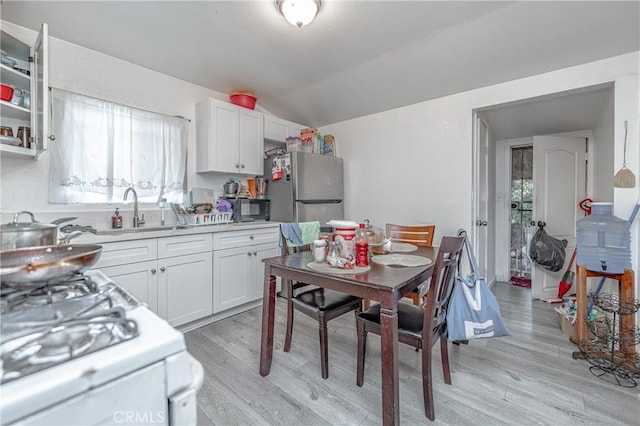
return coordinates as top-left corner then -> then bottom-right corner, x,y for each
510,146 -> 533,287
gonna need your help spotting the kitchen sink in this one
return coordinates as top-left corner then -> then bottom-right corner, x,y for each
96,225 -> 186,235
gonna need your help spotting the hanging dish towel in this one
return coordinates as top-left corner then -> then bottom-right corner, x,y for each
280,223 -> 303,246
280,221 -> 320,247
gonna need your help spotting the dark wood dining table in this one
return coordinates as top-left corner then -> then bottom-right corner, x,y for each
259,247 -> 437,426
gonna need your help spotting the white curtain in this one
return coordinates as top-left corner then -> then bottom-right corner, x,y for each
49,89 -> 187,204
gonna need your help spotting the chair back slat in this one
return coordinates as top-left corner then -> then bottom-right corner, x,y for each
422,236 -> 465,338
386,224 -> 435,247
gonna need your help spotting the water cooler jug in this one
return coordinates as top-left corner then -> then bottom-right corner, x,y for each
576,202 -> 631,273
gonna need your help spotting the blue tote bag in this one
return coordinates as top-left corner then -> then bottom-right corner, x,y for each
446,231 -> 510,342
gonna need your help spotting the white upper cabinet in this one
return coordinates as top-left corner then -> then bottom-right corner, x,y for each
0,22 -> 49,159
196,97 -> 264,175
239,108 -> 264,175
263,115 -> 305,143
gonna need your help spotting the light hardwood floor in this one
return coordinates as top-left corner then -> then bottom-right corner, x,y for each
185,282 -> 640,425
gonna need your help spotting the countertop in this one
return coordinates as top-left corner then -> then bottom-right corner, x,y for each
74,221 -> 281,244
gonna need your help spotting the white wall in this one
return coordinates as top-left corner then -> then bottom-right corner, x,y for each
591,90 -> 615,202
320,52 -> 639,283
0,21 -> 273,228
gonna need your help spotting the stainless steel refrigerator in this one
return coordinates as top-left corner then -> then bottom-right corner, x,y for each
264,152 -> 343,224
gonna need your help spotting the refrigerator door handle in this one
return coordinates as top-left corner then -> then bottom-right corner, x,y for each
297,200 -> 343,204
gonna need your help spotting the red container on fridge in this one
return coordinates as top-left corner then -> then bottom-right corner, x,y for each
0,84 -> 14,102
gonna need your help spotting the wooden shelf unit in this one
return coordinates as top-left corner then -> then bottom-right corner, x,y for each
571,265 -> 637,373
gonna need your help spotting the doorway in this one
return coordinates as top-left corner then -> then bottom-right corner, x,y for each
473,84 -> 614,296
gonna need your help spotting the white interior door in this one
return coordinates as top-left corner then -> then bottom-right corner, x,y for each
474,117 -> 489,279
531,135 -> 586,299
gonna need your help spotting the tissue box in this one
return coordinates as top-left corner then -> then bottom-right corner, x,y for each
558,312 -> 598,338
558,313 -> 576,337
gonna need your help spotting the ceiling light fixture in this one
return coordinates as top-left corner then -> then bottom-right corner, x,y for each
277,0 -> 321,29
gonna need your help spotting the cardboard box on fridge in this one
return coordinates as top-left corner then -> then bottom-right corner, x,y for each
323,134 -> 336,156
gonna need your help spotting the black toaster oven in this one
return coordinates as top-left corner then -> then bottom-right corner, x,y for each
230,198 -> 270,222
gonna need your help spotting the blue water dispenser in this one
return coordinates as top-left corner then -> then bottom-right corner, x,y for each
576,202 -> 631,273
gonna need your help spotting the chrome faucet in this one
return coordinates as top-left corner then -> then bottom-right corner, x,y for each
123,187 -> 145,227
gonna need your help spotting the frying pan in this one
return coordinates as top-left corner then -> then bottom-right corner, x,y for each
0,244 -> 102,287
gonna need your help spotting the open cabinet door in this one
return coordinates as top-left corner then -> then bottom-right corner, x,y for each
33,23 -> 48,155
531,135 -> 586,299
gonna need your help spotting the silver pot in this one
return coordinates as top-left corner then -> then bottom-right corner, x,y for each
1,211 -> 78,250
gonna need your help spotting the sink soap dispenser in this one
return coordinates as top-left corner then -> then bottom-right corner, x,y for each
112,208 -> 123,229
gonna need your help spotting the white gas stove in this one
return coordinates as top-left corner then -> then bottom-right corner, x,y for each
0,270 -> 203,426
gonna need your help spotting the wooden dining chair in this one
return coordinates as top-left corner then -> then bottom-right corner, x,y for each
355,235 -> 465,421
280,223 -> 363,379
386,223 -> 436,306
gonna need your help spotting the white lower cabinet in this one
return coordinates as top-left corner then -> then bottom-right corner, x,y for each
100,260 -> 159,313
92,226 -> 280,325
93,234 -> 213,327
212,228 -> 279,313
213,246 -> 250,313
157,252 -> 212,326
212,242 -> 278,313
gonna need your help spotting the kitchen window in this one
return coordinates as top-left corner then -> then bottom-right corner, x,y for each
48,89 -> 187,204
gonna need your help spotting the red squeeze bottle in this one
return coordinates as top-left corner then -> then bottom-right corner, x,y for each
355,223 -> 369,267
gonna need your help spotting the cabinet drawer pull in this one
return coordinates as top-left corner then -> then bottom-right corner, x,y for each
247,252 -> 252,256
249,235 -> 254,240
160,266 -> 166,272
252,252 -> 257,256
48,134 -> 56,141
151,268 -> 157,274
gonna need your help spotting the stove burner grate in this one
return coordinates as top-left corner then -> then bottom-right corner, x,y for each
0,295 -> 139,384
0,273 -> 99,312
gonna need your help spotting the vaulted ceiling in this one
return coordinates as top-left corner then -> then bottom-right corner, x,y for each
3,1 -> 639,127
